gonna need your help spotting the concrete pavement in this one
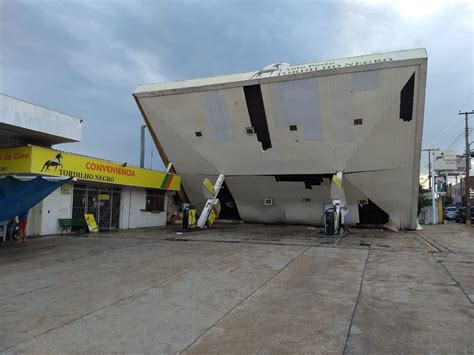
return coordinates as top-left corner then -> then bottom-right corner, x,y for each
0,223 -> 472,354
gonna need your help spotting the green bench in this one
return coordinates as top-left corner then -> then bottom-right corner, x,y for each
58,218 -> 87,235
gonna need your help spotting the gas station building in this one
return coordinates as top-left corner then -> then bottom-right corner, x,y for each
0,94 -> 180,236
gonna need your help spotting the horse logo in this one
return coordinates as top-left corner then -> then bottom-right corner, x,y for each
41,153 -> 63,172
251,62 -> 290,78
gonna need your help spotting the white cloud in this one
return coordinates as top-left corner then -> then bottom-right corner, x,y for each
357,0 -> 472,19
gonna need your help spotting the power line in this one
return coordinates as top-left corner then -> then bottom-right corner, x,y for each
446,128 -> 473,150
420,176 -> 430,185
427,92 -> 474,148
447,133 -> 464,150
460,93 -> 474,110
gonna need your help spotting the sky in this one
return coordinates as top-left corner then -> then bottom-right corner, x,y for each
0,0 -> 473,176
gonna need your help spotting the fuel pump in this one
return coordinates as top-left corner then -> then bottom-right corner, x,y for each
322,173 -> 347,236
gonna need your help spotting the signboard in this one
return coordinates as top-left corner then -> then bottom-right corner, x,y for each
202,178 -> 216,199
435,176 -> 446,194
457,155 -> 471,171
208,201 -> 221,226
252,56 -> 394,79
84,214 -> 98,233
433,150 -> 457,171
0,146 -> 181,191
200,177 -> 221,226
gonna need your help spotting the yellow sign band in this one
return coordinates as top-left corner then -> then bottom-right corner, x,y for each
0,146 -> 181,191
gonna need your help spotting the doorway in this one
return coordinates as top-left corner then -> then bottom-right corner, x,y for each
216,181 -> 241,220
358,199 -> 389,226
72,184 -> 122,230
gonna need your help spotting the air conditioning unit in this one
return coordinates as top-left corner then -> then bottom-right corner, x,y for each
264,197 -> 273,206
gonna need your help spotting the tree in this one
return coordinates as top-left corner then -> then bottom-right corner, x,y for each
443,195 -> 453,206
418,184 -> 431,215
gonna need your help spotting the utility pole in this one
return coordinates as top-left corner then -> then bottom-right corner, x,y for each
140,125 -> 146,168
459,110 -> 474,226
422,148 -> 439,224
422,148 -> 439,190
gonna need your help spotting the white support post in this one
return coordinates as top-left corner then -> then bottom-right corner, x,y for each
431,174 -> 437,224
197,174 -> 225,228
335,171 -> 346,229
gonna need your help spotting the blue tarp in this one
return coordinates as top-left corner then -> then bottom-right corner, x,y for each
0,176 -> 72,221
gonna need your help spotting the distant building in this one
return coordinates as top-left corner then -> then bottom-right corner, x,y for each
1,94 -> 180,236
134,49 -> 428,229
448,176 -> 474,207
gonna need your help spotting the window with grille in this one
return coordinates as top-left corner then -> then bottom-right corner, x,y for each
145,189 -> 165,212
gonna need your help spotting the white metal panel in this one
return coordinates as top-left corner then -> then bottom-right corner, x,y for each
199,91 -> 234,142
225,175 -> 361,225
140,98 -> 219,175
328,73 -> 353,144
0,94 -> 82,143
266,78 -> 323,140
345,167 -> 416,228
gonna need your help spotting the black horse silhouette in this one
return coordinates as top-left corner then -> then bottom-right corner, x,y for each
41,153 -> 63,172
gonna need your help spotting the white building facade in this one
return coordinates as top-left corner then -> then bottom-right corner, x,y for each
27,183 -> 175,236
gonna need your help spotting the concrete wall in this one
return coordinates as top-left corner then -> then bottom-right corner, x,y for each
120,187 -> 167,229
28,183 -> 73,236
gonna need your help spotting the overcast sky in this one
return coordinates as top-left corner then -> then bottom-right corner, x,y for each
1,0 -> 473,175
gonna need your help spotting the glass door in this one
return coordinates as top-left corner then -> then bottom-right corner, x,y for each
73,184 -> 121,231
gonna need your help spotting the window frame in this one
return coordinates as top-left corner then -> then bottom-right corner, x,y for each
145,189 -> 166,212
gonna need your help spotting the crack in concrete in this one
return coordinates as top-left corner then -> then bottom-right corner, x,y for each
429,253 -> 474,305
0,283 -> 57,302
343,236 -> 372,355
414,233 -> 473,305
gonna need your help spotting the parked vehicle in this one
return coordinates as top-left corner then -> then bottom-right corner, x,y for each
444,206 -> 458,220
455,207 -> 474,223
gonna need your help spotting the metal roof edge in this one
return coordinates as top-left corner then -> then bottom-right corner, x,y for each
0,93 -> 85,124
134,48 -> 427,98
135,58 -> 426,98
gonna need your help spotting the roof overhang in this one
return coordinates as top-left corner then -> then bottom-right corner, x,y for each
0,94 -> 83,146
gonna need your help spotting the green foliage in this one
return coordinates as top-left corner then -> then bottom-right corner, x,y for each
443,195 -> 453,206
418,184 -> 431,215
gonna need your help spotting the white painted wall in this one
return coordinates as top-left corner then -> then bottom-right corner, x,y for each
120,187 -> 167,229
26,184 -> 170,236
28,182 -> 73,236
